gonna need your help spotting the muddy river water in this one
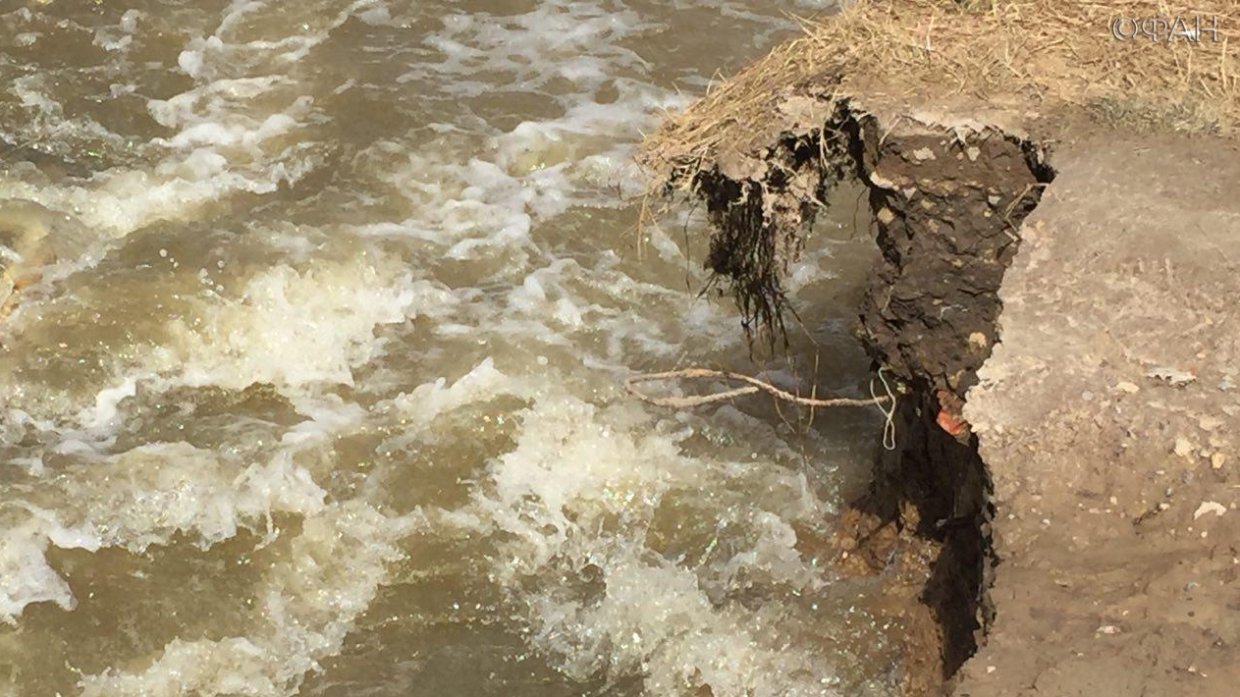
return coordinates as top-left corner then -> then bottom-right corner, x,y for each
0,2 -> 906,695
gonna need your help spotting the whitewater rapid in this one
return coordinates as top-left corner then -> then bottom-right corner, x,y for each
0,2 -> 903,696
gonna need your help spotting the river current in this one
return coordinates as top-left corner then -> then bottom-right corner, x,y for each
0,2 -> 904,695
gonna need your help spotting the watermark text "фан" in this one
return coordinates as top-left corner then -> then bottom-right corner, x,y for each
1112,15 -> 1222,43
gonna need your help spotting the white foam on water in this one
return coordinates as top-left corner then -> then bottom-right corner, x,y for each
92,9 -> 142,52
413,1 -> 654,96
367,150 -> 540,260
165,260 -> 435,390
0,237 -> 451,434
77,375 -> 140,432
475,253 -> 740,364
535,557 -> 838,697
0,441 -> 327,623
477,397 -> 696,572
78,501 -> 416,697
365,1 -> 689,266
378,357 -> 528,426
0,522 -> 76,622
0,373 -> 411,659
452,391 -> 845,696
493,80 -> 690,184
8,74 -> 127,156
0,0 -> 381,238
0,374 -> 389,622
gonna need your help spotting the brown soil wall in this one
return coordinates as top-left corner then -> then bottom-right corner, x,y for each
850,116 -> 1055,682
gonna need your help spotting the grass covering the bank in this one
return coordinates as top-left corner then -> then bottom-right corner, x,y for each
641,0 -> 1238,178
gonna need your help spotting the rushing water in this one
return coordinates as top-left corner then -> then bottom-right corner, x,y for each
0,2 -> 906,696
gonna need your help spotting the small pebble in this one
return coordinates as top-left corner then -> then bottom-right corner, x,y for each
1199,416 -> 1223,431
1193,501 -> 1226,519
1174,437 -> 1194,457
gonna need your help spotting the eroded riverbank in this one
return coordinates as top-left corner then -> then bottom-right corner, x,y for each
637,1 -> 1240,694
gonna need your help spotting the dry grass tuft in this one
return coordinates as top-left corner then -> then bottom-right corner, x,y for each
640,0 -> 1239,181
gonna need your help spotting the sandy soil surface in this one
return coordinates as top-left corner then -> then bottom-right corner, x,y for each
958,131 -> 1240,696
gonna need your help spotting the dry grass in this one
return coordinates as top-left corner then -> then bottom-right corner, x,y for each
640,0 -> 1240,180
635,0 -> 1237,351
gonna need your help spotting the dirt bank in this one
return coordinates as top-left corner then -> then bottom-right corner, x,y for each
851,112 -> 1054,682
635,2 -> 1240,694
955,129 -> 1240,696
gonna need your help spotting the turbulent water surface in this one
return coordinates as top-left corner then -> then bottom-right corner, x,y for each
0,2 -> 905,695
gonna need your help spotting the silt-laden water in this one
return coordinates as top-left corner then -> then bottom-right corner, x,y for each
0,2 -> 904,695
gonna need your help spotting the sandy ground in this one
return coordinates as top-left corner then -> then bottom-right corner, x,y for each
957,131 -> 1240,696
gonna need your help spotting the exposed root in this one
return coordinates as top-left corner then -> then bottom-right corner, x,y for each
624,366 -> 894,409
626,365 -> 900,450
659,102 -> 860,350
